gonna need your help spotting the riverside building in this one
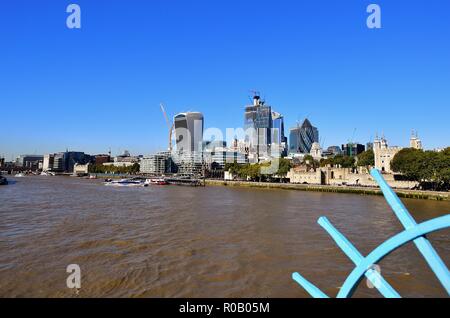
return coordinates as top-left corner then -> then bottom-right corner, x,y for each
15,155 -> 44,169
140,154 -> 167,175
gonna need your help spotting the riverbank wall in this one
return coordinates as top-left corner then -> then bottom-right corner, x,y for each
205,180 -> 449,201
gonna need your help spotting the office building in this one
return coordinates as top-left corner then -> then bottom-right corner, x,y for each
271,111 -> 288,157
94,154 -> 111,165
174,112 -> 204,153
341,143 -> 365,157
244,95 -> 272,160
289,119 -> 319,154
140,153 -> 168,175
244,94 -> 286,161
42,154 -> 54,171
171,151 -> 204,176
326,146 -> 342,156
15,155 -> 44,169
204,151 -> 248,169
46,151 -> 92,173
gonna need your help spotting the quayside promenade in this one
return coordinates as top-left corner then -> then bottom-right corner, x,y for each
205,179 -> 450,201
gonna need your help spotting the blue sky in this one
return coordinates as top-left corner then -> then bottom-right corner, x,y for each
1,0 -> 449,159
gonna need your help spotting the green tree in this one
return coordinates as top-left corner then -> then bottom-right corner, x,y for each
277,158 -> 292,177
391,148 -> 450,190
390,148 -> 424,181
357,149 -> 375,167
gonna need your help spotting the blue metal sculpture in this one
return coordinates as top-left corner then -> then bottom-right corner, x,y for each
292,169 -> 450,298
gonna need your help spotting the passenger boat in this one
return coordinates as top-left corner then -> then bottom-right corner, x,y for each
145,178 -> 169,186
104,178 -> 148,187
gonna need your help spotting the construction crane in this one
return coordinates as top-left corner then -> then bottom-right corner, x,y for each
347,128 -> 357,144
347,128 -> 357,156
160,103 -> 175,152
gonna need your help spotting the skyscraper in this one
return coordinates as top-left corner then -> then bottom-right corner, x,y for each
174,112 -> 204,153
271,111 -> 287,157
244,95 -> 272,151
244,94 -> 286,160
289,119 -> 319,154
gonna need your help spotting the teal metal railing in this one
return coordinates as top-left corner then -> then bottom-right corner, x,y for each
292,169 -> 450,298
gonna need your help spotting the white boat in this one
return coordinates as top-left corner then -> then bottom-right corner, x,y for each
104,178 -> 148,187
145,178 -> 169,186
40,171 -> 54,176
15,173 -> 25,177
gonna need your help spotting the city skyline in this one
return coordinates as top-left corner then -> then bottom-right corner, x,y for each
1,0 -> 450,159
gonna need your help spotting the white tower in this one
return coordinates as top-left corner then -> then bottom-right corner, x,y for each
410,130 -> 423,150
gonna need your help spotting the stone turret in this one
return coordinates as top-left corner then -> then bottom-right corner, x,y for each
410,130 -> 423,150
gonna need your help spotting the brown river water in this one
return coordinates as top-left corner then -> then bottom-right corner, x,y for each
0,176 -> 449,298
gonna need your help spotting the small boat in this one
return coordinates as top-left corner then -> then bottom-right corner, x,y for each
145,178 -> 169,186
14,173 -> 25,177
0,176 -> 8,185
41,171 -> 55,176
89,175 -> 97,179
104,178 -> 147,187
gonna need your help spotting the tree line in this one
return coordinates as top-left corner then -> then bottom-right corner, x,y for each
89,163 -> 140,174
391,148 -> 450,191
225,158 -> 292,182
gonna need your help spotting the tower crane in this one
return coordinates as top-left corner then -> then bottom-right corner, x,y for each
160,103 -> 175,153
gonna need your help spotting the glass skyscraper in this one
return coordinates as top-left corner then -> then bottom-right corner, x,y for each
289,119 -> 319,154
174,112 -> 204,153
244,95 -> 286,160
244,95 -> 272,148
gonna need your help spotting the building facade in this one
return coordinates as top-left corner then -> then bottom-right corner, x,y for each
341,143 -> 365,157
44,151 -> 92,173
289,119 -> 319,154
204,151 -> 248,169
271,111 -> 288,157
42,154 -> 54,171
373,137 -> 401,173
174,112 -> 204,153
410,131 -> 423,150
244,95 -> 272,161
140,154 -> 168,175
15,155 -> 44,169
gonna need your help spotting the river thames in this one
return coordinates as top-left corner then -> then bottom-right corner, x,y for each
0,176 -> 449,297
